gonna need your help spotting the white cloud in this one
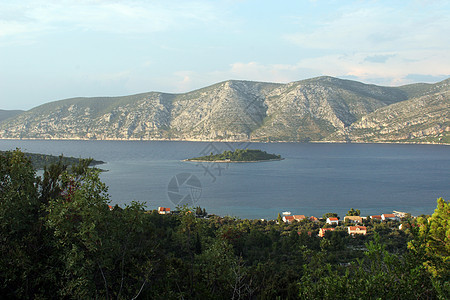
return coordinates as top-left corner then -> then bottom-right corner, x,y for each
0,0 -> 219,38
280,2 -> 450,85
284,3 -> 450,53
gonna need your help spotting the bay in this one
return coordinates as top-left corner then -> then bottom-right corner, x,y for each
0,139 -> 448,219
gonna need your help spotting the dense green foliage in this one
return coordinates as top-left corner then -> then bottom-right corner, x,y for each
346,208 -> 361,216
188,149 -> 282,162
1,149 -> 448,299
0,149 -> 104,170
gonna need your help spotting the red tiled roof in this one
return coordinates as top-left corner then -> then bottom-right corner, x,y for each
349,226 -> 367,231
370,215 -> 382,219
284,216 -> 294,220
328,217 -> 339,221
293,215 -> 306,220
319,227 -> 335,237
382,213 -> 396,218
321,228 -> 335,231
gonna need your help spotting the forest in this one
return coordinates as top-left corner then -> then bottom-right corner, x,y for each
0,149 -> 448,299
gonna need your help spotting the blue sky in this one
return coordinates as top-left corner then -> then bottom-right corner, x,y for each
1,0 -> 449,110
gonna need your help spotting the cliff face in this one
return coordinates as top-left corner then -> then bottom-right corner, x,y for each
0,76 -> 448,144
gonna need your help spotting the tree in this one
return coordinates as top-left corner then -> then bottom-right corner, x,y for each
277,213 -> 283,223
409,198 -> 450,277
346,208 -> 360,216
0,150 -> 43,297
407,198 -> 450,298
322,212 -> 338,220
44,165 -> 158,299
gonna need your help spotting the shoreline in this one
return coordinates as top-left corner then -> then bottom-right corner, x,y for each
0,137 -> 448,146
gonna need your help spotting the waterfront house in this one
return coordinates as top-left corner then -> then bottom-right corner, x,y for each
293,215 -> 306,221
381,213 -> 398,221
326,217 -> 339,225
344,216 -> 363,224
348,226 -> 367,235
283,215 -> 295,223
309,216 -> 319,222
370,215 -> 382,221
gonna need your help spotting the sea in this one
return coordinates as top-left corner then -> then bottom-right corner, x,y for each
1,139 -> 448,220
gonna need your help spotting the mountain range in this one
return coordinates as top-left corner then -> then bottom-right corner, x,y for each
0,76 -> 448,144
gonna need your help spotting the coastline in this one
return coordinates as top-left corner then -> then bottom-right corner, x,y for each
0,137 -> 448,146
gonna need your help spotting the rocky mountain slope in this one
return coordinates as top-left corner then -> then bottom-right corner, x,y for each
0,76 -> 448,144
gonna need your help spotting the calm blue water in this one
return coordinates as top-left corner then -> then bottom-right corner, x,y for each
1,140 -> 448,219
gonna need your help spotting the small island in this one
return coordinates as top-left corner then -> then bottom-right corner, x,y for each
185,149 -> 283,163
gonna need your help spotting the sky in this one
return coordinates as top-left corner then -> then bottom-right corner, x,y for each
1,0 -> 449,110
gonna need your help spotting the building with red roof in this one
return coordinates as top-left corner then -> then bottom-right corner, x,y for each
347,226 -> 367,235
158,207 -> 171,215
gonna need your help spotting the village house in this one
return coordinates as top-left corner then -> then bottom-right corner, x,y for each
282,215 -> 295,223
158,207 -> 171,215
319,227 -> 335,237
381,213 -> 398,221
326,217 -> 339,225
293,215 -> 306,221
343,216 -> 363,224
393,210 -> 408,219
309,216 -> 319,222
370,215 -> 382,221
347,226 -> 367,235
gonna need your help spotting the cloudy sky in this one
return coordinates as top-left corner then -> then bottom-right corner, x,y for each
1,0 -> 449,110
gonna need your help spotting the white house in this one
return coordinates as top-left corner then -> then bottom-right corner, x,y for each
326,217 -> 339,225
381,213 -> 398,221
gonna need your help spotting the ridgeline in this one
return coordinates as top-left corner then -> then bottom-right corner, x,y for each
1,76 -> 448,144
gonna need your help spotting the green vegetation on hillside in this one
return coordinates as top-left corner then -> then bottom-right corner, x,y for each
0,109 -> 24,122
1,149 -> 449,299
187,148 -> 282,162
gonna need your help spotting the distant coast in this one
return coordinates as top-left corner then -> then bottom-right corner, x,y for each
0,137 -> 448,146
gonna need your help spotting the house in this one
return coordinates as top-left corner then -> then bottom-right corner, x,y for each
347,226 -> 367,235
293,215 -> 306,221
343,216 -> 363,224
393,210 -> 408,219
309,216 -> 319,222
370,215 -> 382,221
326,217 -> 339,225
158,207 -> 171,214
381,213 -> 398,221
319,227 -> 335,237
282,215 -> 295,223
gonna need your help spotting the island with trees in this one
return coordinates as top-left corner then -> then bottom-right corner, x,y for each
185,148 -> 283,162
